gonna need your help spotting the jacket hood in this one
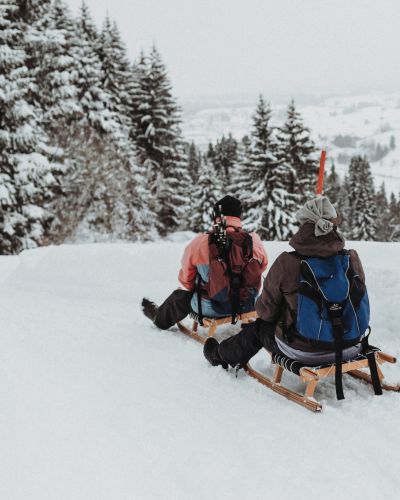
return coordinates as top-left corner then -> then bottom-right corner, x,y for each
289,223 -> 345,257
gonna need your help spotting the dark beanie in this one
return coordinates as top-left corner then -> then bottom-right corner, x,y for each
213,195 -> 242,217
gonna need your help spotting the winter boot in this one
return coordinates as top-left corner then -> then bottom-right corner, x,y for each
142,298 -> 158,323
203,338 -> 228,369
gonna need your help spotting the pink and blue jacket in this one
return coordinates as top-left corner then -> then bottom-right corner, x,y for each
178,217 -> 268,317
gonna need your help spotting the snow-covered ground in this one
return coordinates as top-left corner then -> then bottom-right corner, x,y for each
182,91 -> 400,194
1,238 -> 400,499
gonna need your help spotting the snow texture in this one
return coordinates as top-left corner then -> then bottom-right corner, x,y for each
0,239 -> 399,499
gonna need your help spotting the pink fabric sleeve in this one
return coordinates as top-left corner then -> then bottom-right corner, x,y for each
178,235 -> 207,290
251,233 -> 268,273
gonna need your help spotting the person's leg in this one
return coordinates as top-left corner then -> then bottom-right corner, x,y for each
153,289 -> 193,330
204,319 -> 276,367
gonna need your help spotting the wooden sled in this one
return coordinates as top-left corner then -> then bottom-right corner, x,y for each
177,313 -> 399,412
245,349 -> 400,412
177,310 -> 258,344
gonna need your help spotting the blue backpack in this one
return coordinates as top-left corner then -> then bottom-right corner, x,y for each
296,251 -> 371,399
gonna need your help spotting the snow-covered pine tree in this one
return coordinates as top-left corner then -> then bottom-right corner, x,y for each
324,162 -> 341,205
241,135 -> 252,156
237,95 -> 297,240
189,156 -> 222,232
129,51 -> 147,146
388,192 -> 400,241
375,183 -> 390,241
79,0 -> 98,42
15,0 -> 52,28
0,0 -> 57,254
277,100 -> 317,202
97,17 -> 135,130
20,0 -> 53,81
34,0 -> 83,128
227,135 -> 251,199
347,156 -> 377,241
73,2 -> 117,134
132,45 -> 191,236
187,141 -> 201,182
206,141 -> 215,163
93,16 -> 154,237
153,137 -> 192,236
35,2 -> 154,243
211,134 -> 238,183
65,4 -> 154,239
335,174 -> 351,237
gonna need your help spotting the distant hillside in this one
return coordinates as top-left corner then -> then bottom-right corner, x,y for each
182,92 -> 400,194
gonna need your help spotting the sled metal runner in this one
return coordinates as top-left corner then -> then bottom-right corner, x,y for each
176,314 -> 400,412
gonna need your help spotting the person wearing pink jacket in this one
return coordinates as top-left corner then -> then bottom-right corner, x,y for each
142,196 -> 268,329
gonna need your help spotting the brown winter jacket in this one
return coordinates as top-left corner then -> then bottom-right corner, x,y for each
255,223 -> 366,352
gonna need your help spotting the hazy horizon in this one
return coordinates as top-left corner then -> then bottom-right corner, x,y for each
66,0 -> 400,103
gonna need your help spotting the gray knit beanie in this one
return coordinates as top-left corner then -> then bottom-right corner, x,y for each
295,196 -> 338,236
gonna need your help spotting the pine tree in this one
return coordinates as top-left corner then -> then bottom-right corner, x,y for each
237,95 -> 297,239
277,100 -> 317,201
241,135 -> 252,156
375,183 -> 390,241
206,141 -> 215,163
21,0 -> 53,81
97,17 -> 135,130
187,141 -> 201,182
79,0 -> 98,42
133,46 -> 191,235
37,3 -> 154,242
388,192 -> 400,241
336,174 -> 351,237
35,0 -> 83,128
324,163 -> 341,205
189,156 -> 222,232
129,51 -> 147,145
347,156 -> 377,240
0,0 -> 57,253
211,134 -> 238,183
73,2 -> 117,134
227,135 -> 248,199
16,0 -> 52,30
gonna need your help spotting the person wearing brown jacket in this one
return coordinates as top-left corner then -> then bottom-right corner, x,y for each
204,196 -> 367,369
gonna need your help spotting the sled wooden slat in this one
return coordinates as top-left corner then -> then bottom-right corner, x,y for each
376,351 -> 397,364
177,310 -> 257,341
273,365 -> 284,384
201,310 -> 258,332
299,356 -> 378,381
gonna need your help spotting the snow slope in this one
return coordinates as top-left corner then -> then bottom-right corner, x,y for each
1,239 -> 400,500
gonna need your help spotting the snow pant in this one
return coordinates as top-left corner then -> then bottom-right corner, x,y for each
154,289 -> 193,330
218,319 -> 277,367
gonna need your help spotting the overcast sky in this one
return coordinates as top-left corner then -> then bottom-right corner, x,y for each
67,0 -> 400,102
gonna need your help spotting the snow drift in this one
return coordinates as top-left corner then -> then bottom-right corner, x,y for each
0,238 -> 399,499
